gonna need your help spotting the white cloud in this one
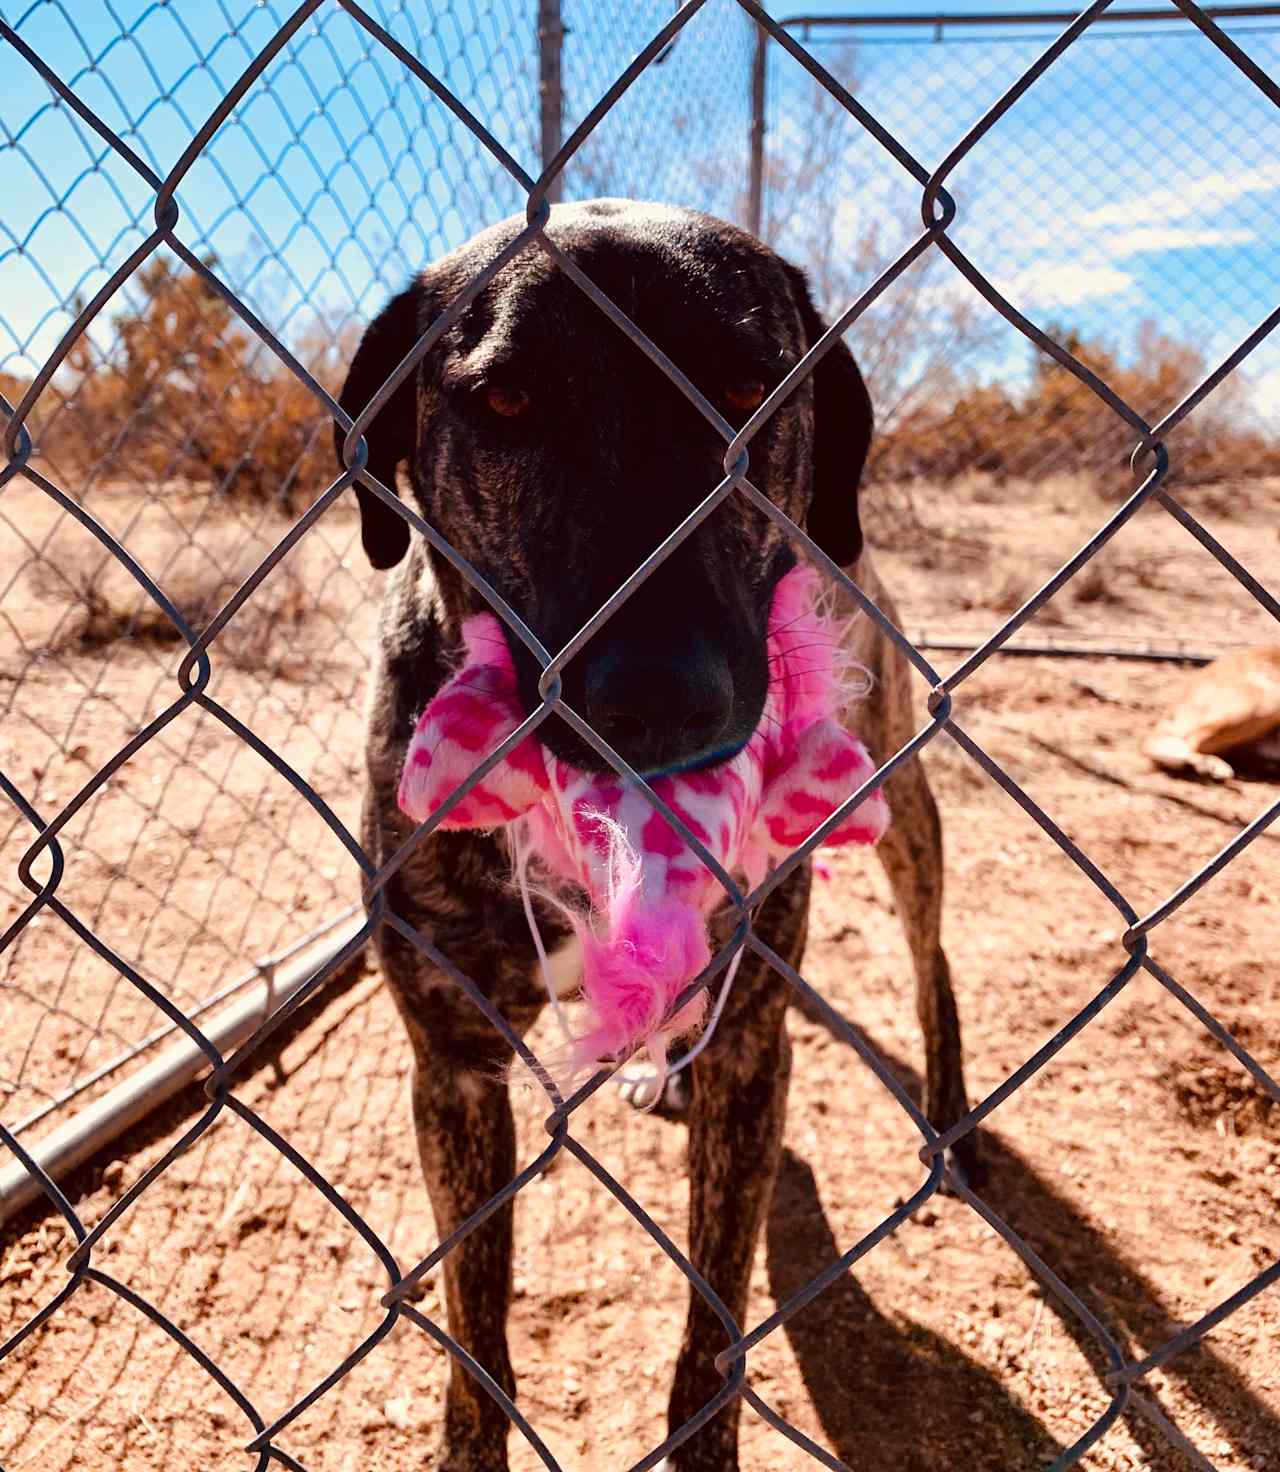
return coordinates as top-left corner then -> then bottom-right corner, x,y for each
1006,220 -> 1258,262
995,262 -> 1134,308
1080,164 -> 1280,230
1104,226 -> 1256,256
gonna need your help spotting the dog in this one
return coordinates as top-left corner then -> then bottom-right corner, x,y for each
1143,647 -> 1280,782
337,199 -> 973,1472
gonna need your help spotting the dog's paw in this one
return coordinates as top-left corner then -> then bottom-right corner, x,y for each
616,1065 -> 690,1119
1146,735 -> 1236,783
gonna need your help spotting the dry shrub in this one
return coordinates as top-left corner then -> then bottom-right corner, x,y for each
870,323 -> 1280,493
861,478 -> 990,573
26,520 -> 311,674
14,257 -> 1275,520
988,570 -> 1033,615
17,258 -> 348,514
1064,547 -> 1201,610
1068,564 -> 1116,607
1178,475 -> 1278,522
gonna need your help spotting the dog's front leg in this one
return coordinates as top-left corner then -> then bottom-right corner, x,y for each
366,733 -> 550,1470
391,947 -> 529,1472
366,769 -> 544,1471
664,874 -> 806,1472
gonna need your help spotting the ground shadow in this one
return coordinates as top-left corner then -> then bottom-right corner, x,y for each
769,1003 -> 1280,1470
766,1147 -> 1065,1471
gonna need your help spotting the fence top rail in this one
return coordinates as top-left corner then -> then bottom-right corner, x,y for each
777,4 -> 1280,34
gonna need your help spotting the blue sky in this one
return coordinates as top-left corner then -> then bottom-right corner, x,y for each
2,0 -> 1277,423
760,2 -> 1280,417
0,0 -> 541,374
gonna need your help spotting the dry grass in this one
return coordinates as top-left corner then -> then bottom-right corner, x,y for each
25,522 -> 311,674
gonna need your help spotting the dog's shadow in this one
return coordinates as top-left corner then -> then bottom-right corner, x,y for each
763,1031 -> 1279,1469
765,1147 -> 1065,1469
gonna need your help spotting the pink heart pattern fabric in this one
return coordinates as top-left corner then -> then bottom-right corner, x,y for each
398,567 -> 889,1083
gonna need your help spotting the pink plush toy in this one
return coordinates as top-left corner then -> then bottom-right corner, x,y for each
398,567 -> 889,1083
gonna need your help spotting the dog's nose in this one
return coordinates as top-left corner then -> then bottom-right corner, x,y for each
583,649 -> 736,774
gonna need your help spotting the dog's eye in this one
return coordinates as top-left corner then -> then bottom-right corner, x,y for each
485,384 -> 531,418
725,378 -> 766,413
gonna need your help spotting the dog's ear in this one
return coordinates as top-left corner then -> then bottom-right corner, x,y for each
335,280 -> 427,570
785,266 -> 873,568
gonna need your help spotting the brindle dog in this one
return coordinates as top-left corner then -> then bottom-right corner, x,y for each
337,199 -> 973,1472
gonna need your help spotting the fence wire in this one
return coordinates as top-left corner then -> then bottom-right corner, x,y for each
2,1 -> 1279,1469
757,9 -> 1280,491
0,0 -> 548,1145
0,0 -> 759,1170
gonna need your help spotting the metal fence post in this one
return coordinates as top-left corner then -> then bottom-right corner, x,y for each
539,0 -> 564,202
748,20 -> 768,237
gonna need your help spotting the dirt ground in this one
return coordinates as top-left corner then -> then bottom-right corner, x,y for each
0,481 -> 376,1134
3,469 -> 1280,1471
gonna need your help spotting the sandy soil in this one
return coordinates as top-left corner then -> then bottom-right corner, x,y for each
3,470 -> 1280,1471
0,481 -> 376,1134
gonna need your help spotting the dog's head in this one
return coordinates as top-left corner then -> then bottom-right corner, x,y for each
336,199 -> 872,777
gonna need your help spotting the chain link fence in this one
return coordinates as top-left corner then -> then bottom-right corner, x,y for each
0,0 -> 540,1154
0,0 -> 755,1157
2,0 -> 1279,1468
755,7 -> 1280,491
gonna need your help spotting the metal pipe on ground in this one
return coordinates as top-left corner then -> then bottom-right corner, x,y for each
0,916 -> 368,1227
913,638 -> 1216,664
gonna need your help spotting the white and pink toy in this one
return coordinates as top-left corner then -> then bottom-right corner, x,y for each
398,567 -> 889,1083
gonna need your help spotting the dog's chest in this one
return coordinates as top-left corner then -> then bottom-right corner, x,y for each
542,934 -> 584,998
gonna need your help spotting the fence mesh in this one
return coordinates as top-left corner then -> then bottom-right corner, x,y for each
0,0 -> 758,1146
0,0 -> 539,1142
2,0 -> 1280,1468
759,10 -> 1280,489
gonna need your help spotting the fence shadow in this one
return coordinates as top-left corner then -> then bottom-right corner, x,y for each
767,1009 -> 1280,1469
